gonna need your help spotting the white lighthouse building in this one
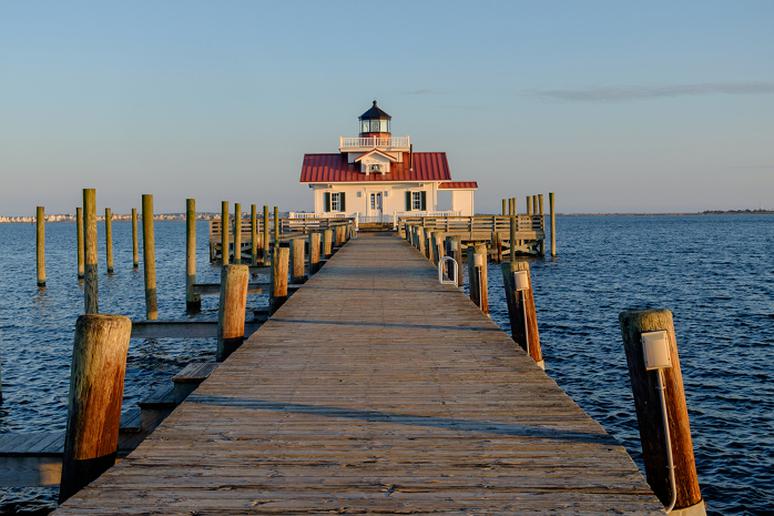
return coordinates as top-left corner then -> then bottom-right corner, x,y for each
299,101 -> 477,222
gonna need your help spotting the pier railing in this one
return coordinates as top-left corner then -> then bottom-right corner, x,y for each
398,214 -> 544,235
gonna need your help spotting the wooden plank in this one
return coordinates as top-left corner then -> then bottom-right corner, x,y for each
55,233 -> 661,514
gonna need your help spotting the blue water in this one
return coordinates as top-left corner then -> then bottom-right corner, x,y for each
0,215 -> 772,514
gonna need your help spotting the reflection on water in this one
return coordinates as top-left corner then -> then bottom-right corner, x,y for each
0,215 -> 772,514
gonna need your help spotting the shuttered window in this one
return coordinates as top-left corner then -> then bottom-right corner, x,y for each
329,192 -> 346,212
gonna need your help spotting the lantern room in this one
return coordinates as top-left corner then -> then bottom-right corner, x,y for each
358,100 -> 391,137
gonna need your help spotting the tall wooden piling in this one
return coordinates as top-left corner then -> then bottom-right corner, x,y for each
501,260 -> 544,368
233,203 -> 242,264
467,243 -> 488,313
509,216 -> 518,262
447,235 -> 463,287
309,232 -> 321,274
509,197 -> 516,216
532,195 -> 538,215
186,198 -> 200,312
526,196 -> 532,215
104,208 -> 114,274
417,226 -> 426,256
426,230 -> 436,263
273,206 -> 280,251
221,201 -> 230,265
76,207 -> 84,279
549,192 -> 557,257
291,238 -> 306,283
83,189 -> 98,314
131,208 -> 139,269
501,199 -> 507,216
619,309 -> 704,513
271,246 -> 289,312
58,314 -> 131,503
323,229 -> 333,258
141,194 -> 158,320
262,205 -> 270,265
216,264 -> 249,362
36,206 -> 46,287
250,204 -> 258,266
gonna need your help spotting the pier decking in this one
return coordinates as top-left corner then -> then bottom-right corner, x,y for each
55,233 -> 662,514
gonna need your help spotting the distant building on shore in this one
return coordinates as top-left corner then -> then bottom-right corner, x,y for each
299,101 -> 477,221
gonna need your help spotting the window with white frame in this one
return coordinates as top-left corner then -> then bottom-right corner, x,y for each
412,191 -> 423,211
369,163 -> 382,173
331,192 -> 343,211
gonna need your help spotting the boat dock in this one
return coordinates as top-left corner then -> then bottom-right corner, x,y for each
54,232 -> 662,514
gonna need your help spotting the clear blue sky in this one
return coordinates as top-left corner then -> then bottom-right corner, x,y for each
2,1 -> 773,214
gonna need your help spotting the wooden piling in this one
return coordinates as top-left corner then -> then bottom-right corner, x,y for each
250,204 -> 258,266
291,238 -> 306,283
509,197 -> 516,216
36,206 -> 46,287
448,236 -> 463,287
273,206 -> 280,251
501,260 -> 544,368
426,230 -> 436,263
532,195 -> 538,215
76,207 -> 84,279
221,201 -> 230,265
501,199 -> 506,216
83,189 -> 98,314
58,314 -> 131,503
309,232 -> 321,274
509,216 -> 518,262
467,243 -> 488,313
417,226 -> 426,256
262,205 -> 270,265
549,192 -> 557,257
186,198 -> 201,312
104,208 -> 114,274
526,196 -> 532,215
271,246 -> 289,312
141,194 -> 158,320
216,265 -> 249,362
323,229 -> 333,258
233,203 -> 242,264
131,208 -> 139,269
619,309 -> 704,513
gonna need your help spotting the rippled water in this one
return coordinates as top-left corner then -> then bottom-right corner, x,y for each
0,215 -> 771,514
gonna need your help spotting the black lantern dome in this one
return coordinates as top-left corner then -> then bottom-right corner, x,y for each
358,100 -> 391,136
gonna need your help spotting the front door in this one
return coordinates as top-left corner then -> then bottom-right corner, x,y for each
369,192 -> 383,221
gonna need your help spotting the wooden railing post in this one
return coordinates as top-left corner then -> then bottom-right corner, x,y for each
467,243 -> 488,313
271,246 -> 290,312
417,226 -> 426,256
131,207 -> 139,269
448,236 -> 463,287
76,207 -> 84,279
104,208 -> 114,274
59,314 -> 131,503
426,230 -> 435,263
323,229 -> 333,258
549,192 -> 557,257
36,206 -> 46,287
216,264 -> 249,362
83,189 -> 98,314
186,198 -> 201,312
233,202 -> 242,264
309,232 -> 321,274
141,194 -> 158,320
501,260 -> 544,369
501,199 -> 507,216
221,201 -> 230,265
291,237 -> 306,283
619,309 -> 704,514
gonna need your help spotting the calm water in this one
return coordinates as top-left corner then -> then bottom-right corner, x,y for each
0,215 -> 772,514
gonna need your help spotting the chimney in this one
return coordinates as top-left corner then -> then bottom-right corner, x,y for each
409,143 -> 414,171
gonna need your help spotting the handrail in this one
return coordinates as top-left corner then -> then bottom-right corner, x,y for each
438,256 -> 459,286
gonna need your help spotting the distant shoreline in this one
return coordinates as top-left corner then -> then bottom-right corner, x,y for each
0,209 -> 770,223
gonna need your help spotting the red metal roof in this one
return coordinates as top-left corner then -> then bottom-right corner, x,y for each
300,152 -> 451,183
438,181 -> 478,189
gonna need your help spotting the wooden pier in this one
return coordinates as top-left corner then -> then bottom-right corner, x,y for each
55,232 -> 661,514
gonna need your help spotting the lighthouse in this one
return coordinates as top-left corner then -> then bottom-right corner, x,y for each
299,101 -> 478,223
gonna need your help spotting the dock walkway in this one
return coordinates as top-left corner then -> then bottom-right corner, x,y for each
56,233 -> 662,514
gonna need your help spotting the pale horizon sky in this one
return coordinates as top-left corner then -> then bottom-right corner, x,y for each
1,1 -> 773,216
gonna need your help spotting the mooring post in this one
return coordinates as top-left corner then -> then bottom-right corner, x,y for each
273,206 -> 280,253
426,230 -> 436,263
186,198 -> 201,312
221,201 -> 230,265
131,207 -> 139,269
619,309 -> 704,514
104,208 -> 114,274
291,237 -> 306,283
501,260 -> 544,368
141,194 -> 158,320
549,192 -> 557,257
531,195 -> 537,216
509,197 -> 516,216
434,233 -> 445,266
262,205 -> 270,265
447,236 -> 462,287
467,246 -> 478,307
216,264 -> 249,362
233,202 -> 242,264
417,226 -> 426,256
250,204 -> 258,266
271,245 -> 289,312
76,207 -> 85,279
58,313 -> 131,503
36,206 -> 46,287
83,189 -> 98,314
526,196 -> 532,215
323,229 -> 333,258
501,199 -> 506,216
309,232 -> 321,274
509,216 -> 518,262
467,243 -> 488,313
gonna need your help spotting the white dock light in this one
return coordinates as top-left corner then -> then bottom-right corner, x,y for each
473,253 -> 485,268
641,330 -> 672,371
513,270 -> 530,292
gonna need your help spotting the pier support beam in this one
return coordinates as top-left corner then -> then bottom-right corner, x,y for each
59,314 -> 131,503
217,265 -> 249,362
142,194 -> 158,320
186,198 -> 201,313
36,206 -> 46,287
501,260 -> 544,369
83,189 -> 98,314
619,309 -> 704,514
